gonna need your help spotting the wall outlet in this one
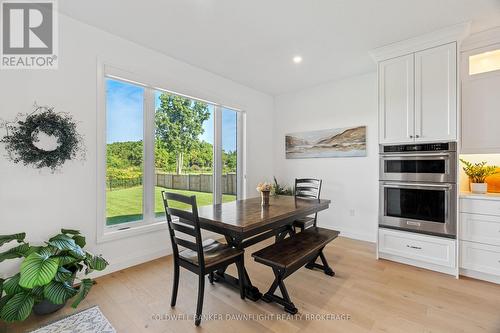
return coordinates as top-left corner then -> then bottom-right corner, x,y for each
349,209 -> 355,217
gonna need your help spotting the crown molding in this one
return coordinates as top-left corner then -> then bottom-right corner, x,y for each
370,22 -> 471,62
461,26 -> 500,52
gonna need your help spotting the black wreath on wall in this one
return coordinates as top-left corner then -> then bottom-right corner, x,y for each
1,104 -> 85,171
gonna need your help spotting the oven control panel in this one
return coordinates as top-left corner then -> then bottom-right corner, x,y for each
382,142 -> 456,153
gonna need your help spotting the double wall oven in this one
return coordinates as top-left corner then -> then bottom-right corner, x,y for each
379,142 -> 457,238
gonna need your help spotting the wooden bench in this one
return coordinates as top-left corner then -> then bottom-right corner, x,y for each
252,227 -> 340,314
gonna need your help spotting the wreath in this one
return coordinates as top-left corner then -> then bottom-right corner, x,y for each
1,104 -> 85,171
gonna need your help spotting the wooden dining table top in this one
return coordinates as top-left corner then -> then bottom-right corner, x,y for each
196,195 -> 331,235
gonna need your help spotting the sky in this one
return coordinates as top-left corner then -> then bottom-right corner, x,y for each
106,79 -> 237,152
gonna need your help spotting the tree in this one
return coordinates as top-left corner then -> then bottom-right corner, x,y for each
155,93 -> 211,174
223,150 -> 237,173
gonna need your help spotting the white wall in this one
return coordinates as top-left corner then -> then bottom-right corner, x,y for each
0,15 -> 274,277
273,73 -> 379,242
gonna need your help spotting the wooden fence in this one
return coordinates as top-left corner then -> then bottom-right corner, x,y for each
156,173 -> 237,195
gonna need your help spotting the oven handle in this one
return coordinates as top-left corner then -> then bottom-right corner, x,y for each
382,182 -> 453,189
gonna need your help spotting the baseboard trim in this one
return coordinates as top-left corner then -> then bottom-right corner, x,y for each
311,224 -> 376,243
460,268 -> 500,285
87,248 -> 171,279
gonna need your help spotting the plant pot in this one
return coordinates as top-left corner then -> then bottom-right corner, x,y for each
33,299 -> 66,315
261,190 -> 270,206
471,183 -> 488,194
33,270 -> 77,315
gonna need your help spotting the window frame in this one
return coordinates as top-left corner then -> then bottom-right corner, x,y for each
96,62 -> 245,243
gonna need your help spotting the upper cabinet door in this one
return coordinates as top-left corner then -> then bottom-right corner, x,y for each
461,43 -> 500,153
379,54 -> 415,144
414,43 -> 457,142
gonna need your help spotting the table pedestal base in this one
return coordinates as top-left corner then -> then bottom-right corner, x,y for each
213,270 -> 262,301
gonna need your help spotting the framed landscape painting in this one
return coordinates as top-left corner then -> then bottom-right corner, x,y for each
285,126 -> 367,159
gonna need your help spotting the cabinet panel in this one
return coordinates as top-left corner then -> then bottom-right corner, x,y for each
460,241 -> 500,276
460,213 -> 500,246
378,228 -> 455,267
379,55 -> 414,144
460,198 -> 500,216
461,43 -> 500,153
415,43 -> 457,142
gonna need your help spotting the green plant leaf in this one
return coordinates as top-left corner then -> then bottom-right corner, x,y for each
0,243 -> 31,263
43,281 -> 77,305
71,279 -> 93,308
56,255 -> 78,266
0,292 -> 34,323
0,278 -> 3,298
31,286 -> 44,302
55,267 -> 73,283
61,229 -> 80,235
3,274 -> 23,295
48,234 -> 77,252
0,233 -> 26,247
0,294 -> 13,312
89,255 -> 108,271
19,253 -> 59,289
69,246 -> 86,259
72,235 -> 86,248
36,246 -> 58,257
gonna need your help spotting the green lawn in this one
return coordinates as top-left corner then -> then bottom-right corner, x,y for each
106,186 -> 236,225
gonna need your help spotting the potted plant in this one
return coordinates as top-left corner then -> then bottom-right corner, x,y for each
460,159 -> 499,194
0,229 -> 108,323
271,177 -> 293,196
256,182 -> 273,206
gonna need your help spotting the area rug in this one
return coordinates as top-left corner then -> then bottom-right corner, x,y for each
30,306 -> 116,333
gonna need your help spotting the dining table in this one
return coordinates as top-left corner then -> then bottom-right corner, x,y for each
196,195 -> 331,301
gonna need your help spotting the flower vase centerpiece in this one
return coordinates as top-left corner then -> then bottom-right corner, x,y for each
257,182 -> 273,206
460,159 -> 500,194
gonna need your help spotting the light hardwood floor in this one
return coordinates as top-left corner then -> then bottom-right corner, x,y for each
3,237 -> 500,333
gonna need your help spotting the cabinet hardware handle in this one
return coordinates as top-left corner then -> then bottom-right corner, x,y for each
415,135 -> 420,138
406,245 -> 422,250
409,135 -> 414,139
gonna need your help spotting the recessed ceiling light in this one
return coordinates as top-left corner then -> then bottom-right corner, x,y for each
293,56 -> 303,64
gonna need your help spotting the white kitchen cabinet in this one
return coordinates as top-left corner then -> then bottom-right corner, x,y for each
378,42 -> 458,144
378,228 -> 456,275
461,42 -> 500,153
459,195 -> 500,284
415,43 -> 457,142
379,55 -> 415,144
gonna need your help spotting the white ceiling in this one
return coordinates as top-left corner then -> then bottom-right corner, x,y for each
59,0 -> 500,95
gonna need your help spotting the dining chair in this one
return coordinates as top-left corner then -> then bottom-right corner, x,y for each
293,178 -> 323,231
162,191 -> 246,326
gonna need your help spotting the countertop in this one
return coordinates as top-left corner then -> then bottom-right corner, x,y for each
460,192 -> 500,201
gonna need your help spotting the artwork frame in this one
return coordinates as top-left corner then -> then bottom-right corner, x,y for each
285,126 -> 366,159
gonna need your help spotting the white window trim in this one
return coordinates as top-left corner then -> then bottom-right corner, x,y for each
96,61 -> 245,243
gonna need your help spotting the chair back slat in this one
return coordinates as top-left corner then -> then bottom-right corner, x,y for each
162,191 -> 205,268
164,191 -> 194,205
166,207 -> 194,222
171,222 -> 197,237
175,237 -> 198,251
295,191 -> 319,199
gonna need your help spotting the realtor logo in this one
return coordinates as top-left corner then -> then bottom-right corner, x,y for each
1,0 -> 58,69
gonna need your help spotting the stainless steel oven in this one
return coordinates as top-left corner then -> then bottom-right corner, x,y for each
379,142 -> 457,238
379,181 -> 457,238
380,142 -> 456,183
